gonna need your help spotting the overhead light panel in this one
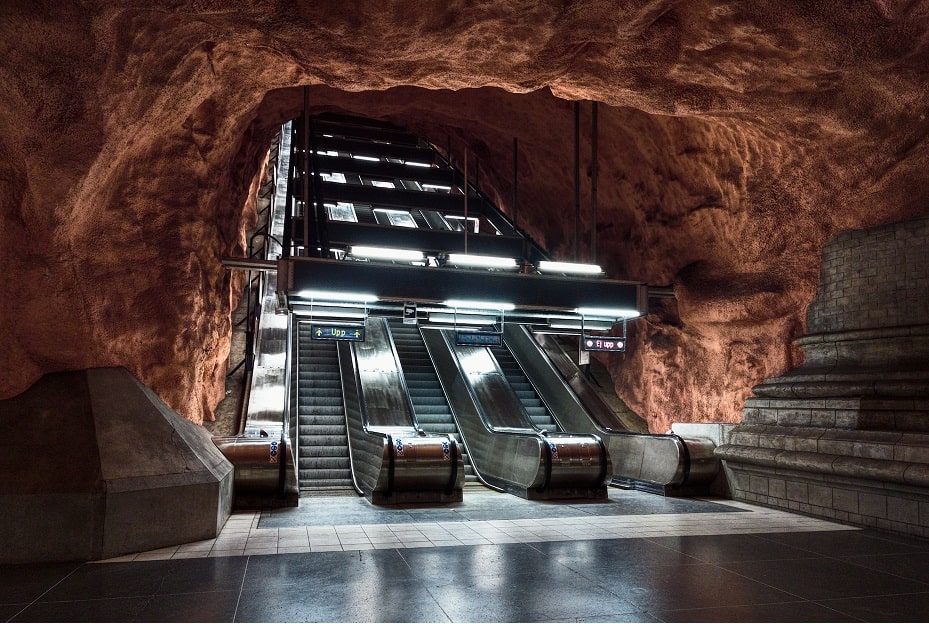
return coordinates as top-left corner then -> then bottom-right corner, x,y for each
574,306 -> 640,319
537,260 -> 603,275
349,246 -> 425,263
446,254 -> 518,270
298,290 -> 377,304
445,299 -> 515,312
428,312 -> 498,325
548,320 -> 615,331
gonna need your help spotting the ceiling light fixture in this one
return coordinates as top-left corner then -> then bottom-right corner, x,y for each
446,254 -> 518,270
349,246 -> 425,262
537,260 -> 603,275
445,299 -> 515,311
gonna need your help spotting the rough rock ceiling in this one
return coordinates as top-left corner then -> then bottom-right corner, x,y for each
0,1 -> 927,431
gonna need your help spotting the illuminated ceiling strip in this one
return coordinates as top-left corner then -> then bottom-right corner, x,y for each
445,299 -> 515,311
428,313 -> 498,325
447,253 -> 518,270
349,246 -> 425,262
537,260 -> 603,275
575,306 -> 640,319
298,290 -> 377,304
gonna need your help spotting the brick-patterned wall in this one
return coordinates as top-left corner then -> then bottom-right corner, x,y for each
808,215 -> 929,334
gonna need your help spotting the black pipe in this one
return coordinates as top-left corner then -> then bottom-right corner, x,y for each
512,137 -> 518,229
574,101 -> 580,261
302,88 -> 312,257
590,101 -> 598,263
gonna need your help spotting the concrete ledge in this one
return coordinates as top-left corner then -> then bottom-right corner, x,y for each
0,367 -> 233,563
717,444 -> 929,488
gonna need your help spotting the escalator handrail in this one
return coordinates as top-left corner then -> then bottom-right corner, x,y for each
336,338 -> 386,496
436,328 -> 551,490
529,329 -> 698,486
381,317 -> 425,431
531,329 -> 682,443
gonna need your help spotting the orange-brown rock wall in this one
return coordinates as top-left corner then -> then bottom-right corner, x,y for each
1,1 -> 927,429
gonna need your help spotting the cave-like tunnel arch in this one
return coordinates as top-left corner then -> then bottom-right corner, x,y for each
1,2 -> 927,433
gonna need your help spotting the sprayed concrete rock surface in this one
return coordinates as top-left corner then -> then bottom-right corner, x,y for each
1,1 -> 927,431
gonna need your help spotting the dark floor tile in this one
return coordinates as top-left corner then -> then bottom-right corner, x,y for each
9,596 -> 150,622
563,496 -> 742,517
575,613 -> 662,623
722,556 -> 929,601
137,590 -> 239,622
843,551 -> 929,584
583,561 -> 799,612
0,562 -> 81,603
243,550 -> 416,591
421,565 -> 640,623
648,533 -> 819,563
529,537 -> 702,574
236,572 -> 448,622
817,591 -> 929,622
652,600 -> 860,623
756,530 -> 929,558
40,560 -> 173,601
400,543 -> 553,580
0,604 -> 28,622
156,557 -> 248,595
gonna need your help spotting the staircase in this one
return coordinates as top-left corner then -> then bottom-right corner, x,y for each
295,324 -> 355,493
387,319 -> 480,485
490,343 -> 561,432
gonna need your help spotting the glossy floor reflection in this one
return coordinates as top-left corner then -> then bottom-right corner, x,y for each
3,490 -> 928,622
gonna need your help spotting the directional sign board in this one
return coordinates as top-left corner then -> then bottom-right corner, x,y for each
581,335 -> 626,352
455,331 -> 503,347
312,324 -> 366,342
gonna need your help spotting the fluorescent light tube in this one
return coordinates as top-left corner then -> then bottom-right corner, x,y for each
349,246 -> 424,262
447,254 -> 518,270
445,299 -> 515,311
537,260 -> 603,275
299,290 -> 377,303
574,307 -> 640,319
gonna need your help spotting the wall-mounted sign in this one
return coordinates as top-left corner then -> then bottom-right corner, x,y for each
312,324 -> 366,342
455,331 -> 503,347
581,335 -> 626,352
403,302 -> 417,325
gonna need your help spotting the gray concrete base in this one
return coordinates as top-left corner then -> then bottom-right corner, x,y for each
723,460 -> 929,538
0,367 -> 233,563
717,324 -> 929,537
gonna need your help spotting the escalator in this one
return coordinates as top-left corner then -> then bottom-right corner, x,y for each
422,327 -> 610,500
490,344 -> 560,432
295,324 -> 354,492
504,324 -> 720,494
387,319 -> 481,486
295,317 -> 463,504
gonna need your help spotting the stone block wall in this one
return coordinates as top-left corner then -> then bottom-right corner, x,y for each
717,213 -> 929,537
810,215 -> 929,333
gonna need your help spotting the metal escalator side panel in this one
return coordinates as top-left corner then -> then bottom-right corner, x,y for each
499,325 -> 611,489
505,324 -> 616,433
336,339 -> 391,498
352,317 -> 418,429
527,327 -> 718,489
420,327 -> 547,492
340,319 -> 463,502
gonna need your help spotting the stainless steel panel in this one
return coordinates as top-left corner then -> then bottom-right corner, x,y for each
335,318 -> 463,502
422,328 -> 608,498
213,435 -> 296,500
523,326 -> 719,488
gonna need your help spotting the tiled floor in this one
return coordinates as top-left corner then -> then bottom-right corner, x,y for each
3,489 -> 929,622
